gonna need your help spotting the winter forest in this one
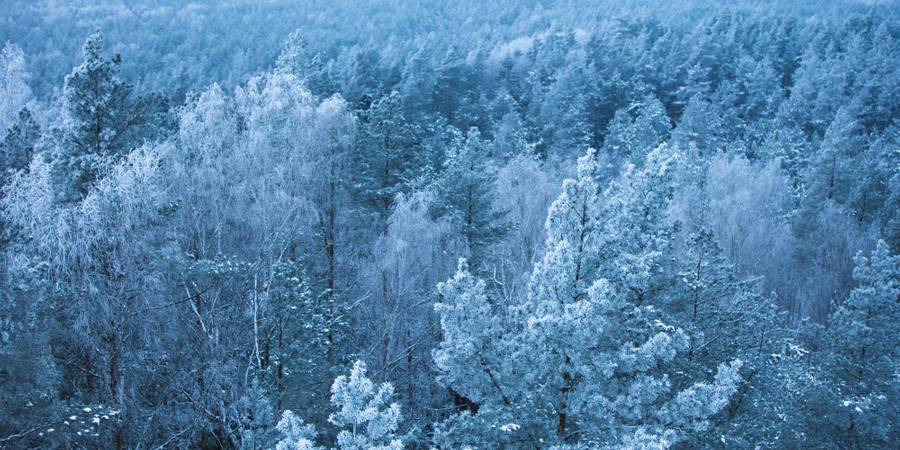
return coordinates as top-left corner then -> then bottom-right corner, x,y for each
0,0 -> 898,448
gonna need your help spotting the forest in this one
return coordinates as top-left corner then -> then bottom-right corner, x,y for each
0,0 -> 898,448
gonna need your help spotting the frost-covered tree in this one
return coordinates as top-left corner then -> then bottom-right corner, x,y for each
0,108 -> 39,185
0,43 -> 32,136
3,145 -> 170,448
276,30 -> 336,97
49,30 -> 168,203
238,378 -> 278,449
593,145 -> 682,301
276,30 -> 310,77
328,360 -> 403,450
50,30 -> 132,201
264,261 -> 347,419
536,49 -> 593,157
0,192 -> 59,448
2,3 -> 899,448
518,145 -> 743,446
488,87 -> 530,158
160,71 -> 356,443
277,361 -> 403,450
431,46 -> 473,127
433,259 -> 509,410
233,70 -> 355,297
672,227 -> 804,447
601,94 -> 672,172
434,126 -> 507,270
672,95 -> 727,157
848,123 -> 898,229
275,411 -> 321,450
492,148 -> 556,294
824,241 -> 899,448
435,146 -> 744,448
353,90 -> 420,224
809,102 -> 866,204
431,257 -> 531,449
362,189 -> 464,421
732,56 -> 783,126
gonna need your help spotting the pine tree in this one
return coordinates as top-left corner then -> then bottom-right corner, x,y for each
353,90 -> 419,224
0,235 -> 60,449
431,259 -> 533,450
535,49 -> 593,157
490,96 -> 532,159
514,145 -> 742,446
274,29 -> 336,97
825,240 -> 899,448
732,56 -> 783,128
276,30 -> 310,76
672,95 -> 727,158
275,411 -> 321,450
51,30 -> 134,202
276,361 -> 403,450
674,228 -> 802,447
848,124 -> 898,227
434,146 -> 744,448
594,144 -> 682,302
432,46 -> 471,127
262,261 -> 347,422
49,30 -> 170,203
433,259 -> 509,411
810,102 -> 866,204
631,95 -> 673,160
329,360 -> 403,450
434,127 -> 507,270
764,124 -> 810,197
0,108 -> 39,185
601,95 -> 672,173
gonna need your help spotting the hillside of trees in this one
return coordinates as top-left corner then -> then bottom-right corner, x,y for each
1,0 -> 898,448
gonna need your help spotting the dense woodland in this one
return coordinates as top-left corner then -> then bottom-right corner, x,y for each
0,0 -> 898,448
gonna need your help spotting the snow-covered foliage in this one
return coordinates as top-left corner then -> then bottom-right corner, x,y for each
329,360 -> 403,450
1,1 -> 898,448
277,361 -> 403,450
275,411 -> 321,450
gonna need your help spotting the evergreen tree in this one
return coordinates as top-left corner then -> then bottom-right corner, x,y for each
275,411 -> 321,450
433,259 -> 509,411
434,126 -> 507,270
50,30 -> 168,203
601,94 -> 672,173
51,30 -> 132,202
431,46 -> 471,127
434,147 -> 744,448
825,241 -> 899,448
672,95 -> 727,157
276,30 -> 336,97
538,50 -> 593,157
263,261 -> 348,423
490,91 -> 532,158
673,228 -> 803,447
0,108 -> 39,185
764,124 -> 810,197
810,102 -> 866,204
276,30 -> 310,77
239,378 -> 278,450
328,360 -> 403,450
2,4 -> 900,449
848,123 -> 898,228
277,361 -> 403,450
353,90 -> 419,224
